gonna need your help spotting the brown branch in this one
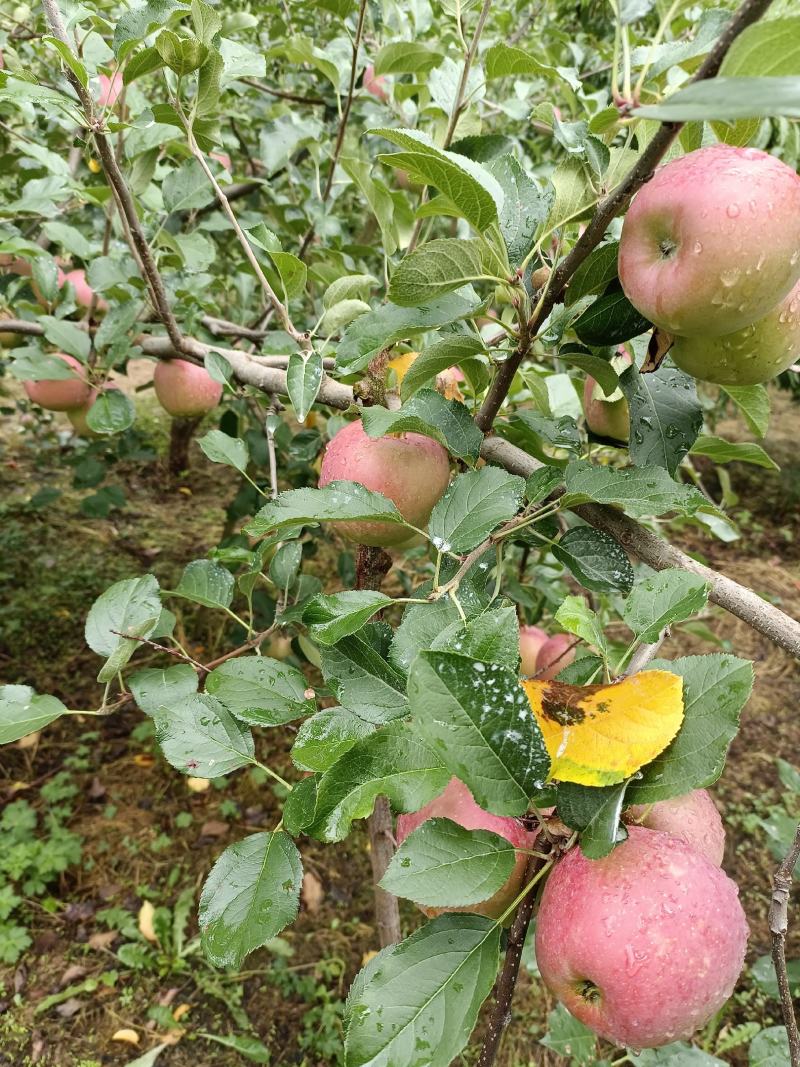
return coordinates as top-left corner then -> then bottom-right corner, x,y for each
240,77 -> 327,106
474,0 -> 778,432
109,631 -> 205,671
298,0 -> 368,258
770,823 -> 800,1066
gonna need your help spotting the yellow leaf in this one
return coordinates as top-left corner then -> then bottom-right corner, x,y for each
387,351 -> 418,385
522,670 -> 684,786
112,1029 -> 140,1045
138,900 -> 158,943
186,776 -> 210,792
173,1003 -> 191,1022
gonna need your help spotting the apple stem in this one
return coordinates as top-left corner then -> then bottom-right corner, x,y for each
769,822 -> 800,1065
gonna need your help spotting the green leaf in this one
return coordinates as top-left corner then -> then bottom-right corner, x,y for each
559,346 -> 621,397
174,559 -> 234,610
85,575 -> 162,682
197,430 -> 249,473
483,42 -> 581,91
499,411 -> 581,462
341,158 -> 398,257
200,1033 -> 271,1064
546,156 -> 598,235
39,317 -> 91,362
162,159 -> 215,213
291,707 -> 374,773
155,29 -> 208,76
322,625 -> 409,723
203,351 -> 233,388
0,685 -> 67,744
526,465 -> 564,504
42,37 -> 88,88
619,363 -> 703,476
750,955 -> 800,1001
337,290 -> 480,374
205,656 -> 315,726
623,569 -> 710,643
196,48 -> 223,116
154,693 -> 255,778
635,77 -> 800,121
432,606 -> 520,670
749,1027 -> 792,1067
128,665 -> 199,716
566,242 -> 620,306
721,384 -> 770,438
562,460 -> 709,520
273,35 -> 340,91
389,239 -> 490,306
345,914 -> 501,1067
10,351 -> 84,382
553,526 -> 634,594
391,598 -> 469,673
41,222 -> 94,260
374,41 -> 444,75
113,0 -> 185,55
690,435 -> 778,471
408,652 -> 550,816
486,154 -> 549,268
323,274 -> 378,310
574,289 -> 650,346
374,127 -> 504,232
627,654 -> 754,803
541,1002 -> 598,1065
200,832 -> 301,969
86,390 -> 136,435
307,721 -> 449,842
124,45 -> 166,84
630,1044 -> 727,1066
286,351 -> 323,421
428,468 -> 525,554
361,389 -> 482,462
555,595 -> 607,655
191,0 -> 222,44
304,590 -> 393,645
400,336 -> 485,402
381,818 -> 518,907
246,483 -> 405,538
557,780 -> 630,859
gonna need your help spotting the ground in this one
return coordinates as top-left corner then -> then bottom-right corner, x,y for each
0,378 -> 798,1067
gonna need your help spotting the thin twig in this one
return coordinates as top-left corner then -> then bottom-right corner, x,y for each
109,631 -> 205,671
623,628 -> 669,676
475,0 -> 778,432
770,823 -> 800,1066
240,77 -> 327,106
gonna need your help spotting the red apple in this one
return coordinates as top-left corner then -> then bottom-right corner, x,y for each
583,348 -> 632,442
153,359 -> 223,418
670,277 -> 800,386
363,64 -> 389,103
519,625 -> 548,676
318,419 -> 450,548
210,151 -> 232,171
536,826 -> 749,1048
536,633 -> 575,680
623,789 -> 725,867
395,777 -> 535,921
619,145 -> 800,338
23,353 -> 92,411
96,70 -> 122,109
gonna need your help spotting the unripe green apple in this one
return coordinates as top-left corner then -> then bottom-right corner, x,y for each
670,278 -> 800,386
536,826 -> 748,1048
395,777 -> 536,921
0,310 -> 23,349
623,789 -> 725,867
619,145 -> 800,337
582,348 -> 632,442
519,625 -> 548,676
536,633 -> 575,680
23,353 -> 92,411
318,419 -> 450,548
153,359 -> 223,417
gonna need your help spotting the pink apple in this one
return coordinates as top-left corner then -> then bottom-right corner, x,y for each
536,826 -> 749,1048
583,348 -> 632,442
363,64 -> 389,103
396,777 -> 535,921
60,268 -> 106,312
318,419 -> 450,548
96,70 -> 122,109
153,359 -> 223,418
670,277 -> 800,386
519,625 -> 548,676
211,151 -> 232,171
619,145 -> 800,337
23,353 -> 92,411
623,789 -> 725,867
536,633 -> 576,680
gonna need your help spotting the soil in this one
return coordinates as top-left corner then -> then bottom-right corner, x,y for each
0,385 -> 798,1067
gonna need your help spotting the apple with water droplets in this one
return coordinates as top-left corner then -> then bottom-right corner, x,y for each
395,777 -> 536,921
619,145 -> 800,338
153,359 -> 223,418
624,788 -> 725,867
318,419 -> 450,548
536,826 -> 748,1049
583,348 -> 632,442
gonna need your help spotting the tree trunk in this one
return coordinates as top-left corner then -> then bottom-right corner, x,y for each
168,415 -> 202,477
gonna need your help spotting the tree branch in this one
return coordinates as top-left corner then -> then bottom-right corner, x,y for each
475,0 -> 778,432
770,823 -> 800,1067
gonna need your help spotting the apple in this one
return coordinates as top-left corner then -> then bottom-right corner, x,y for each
318,419 -> 450,548
670,277 -> 800,386
66,382 -> 120,437
153,359 -> 223,418
536,826 -> 749,1049
96,70 -> 122,109
536,633 -> 575,680
519,625 -> 548,676
623,789 -> 725,867
211,151 -> 232,171
23,353 -> 92,412
0,310 -> 23,349
619,145 -> 800,338
363,64 -> 389,103
395,777 -> 535,920
34,268 -> 107,313
583,348 -> 632,442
